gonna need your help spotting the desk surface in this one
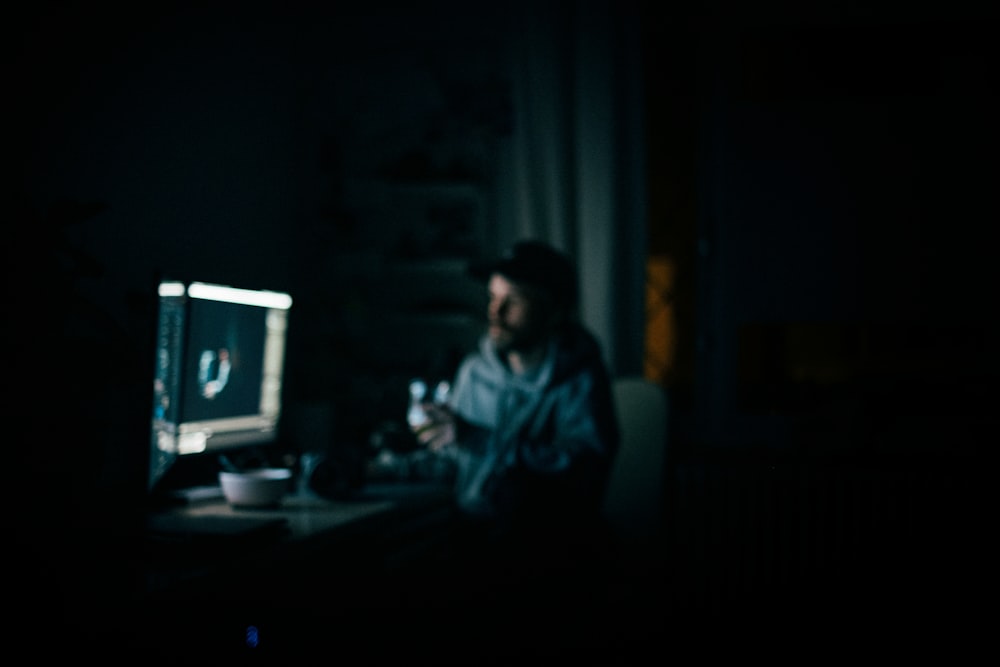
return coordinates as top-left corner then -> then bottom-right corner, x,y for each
172,494 -> 396,540
152,480 -> 452,533
143,481 -> 456,596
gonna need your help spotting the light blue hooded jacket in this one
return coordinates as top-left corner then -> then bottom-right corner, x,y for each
444,323 -> 620,528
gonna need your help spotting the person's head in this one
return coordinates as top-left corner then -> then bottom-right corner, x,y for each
469,240 -> 579,355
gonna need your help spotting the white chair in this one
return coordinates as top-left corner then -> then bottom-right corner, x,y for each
602,376 -> 669,546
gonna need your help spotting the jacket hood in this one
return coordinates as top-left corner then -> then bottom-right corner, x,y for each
477,322 -> 607,389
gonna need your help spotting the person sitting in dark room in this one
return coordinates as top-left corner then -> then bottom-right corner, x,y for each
407,239 -> 621,617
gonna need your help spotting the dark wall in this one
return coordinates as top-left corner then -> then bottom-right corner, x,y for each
640,5 -> 996,627
645,8 -> 999,458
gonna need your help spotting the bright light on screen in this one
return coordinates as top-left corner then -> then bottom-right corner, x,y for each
149,279 -> 293,492
188,282 -> 293,309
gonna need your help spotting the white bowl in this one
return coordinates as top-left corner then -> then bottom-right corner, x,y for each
219,468 -> 293,507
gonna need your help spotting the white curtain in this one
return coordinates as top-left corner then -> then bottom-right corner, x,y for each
495,0 -> 648,376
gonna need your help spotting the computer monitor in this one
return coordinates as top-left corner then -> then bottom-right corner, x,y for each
148,279 -> 293,494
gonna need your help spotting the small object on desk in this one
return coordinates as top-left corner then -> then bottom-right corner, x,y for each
168,484 -> 227,504
219,468 -> 293,507
407,378 -> 429,428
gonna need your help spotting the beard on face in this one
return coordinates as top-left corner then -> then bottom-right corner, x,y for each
488,319 -> 549,354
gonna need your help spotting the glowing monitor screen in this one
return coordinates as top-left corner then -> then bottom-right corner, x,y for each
149,280 -> 292,491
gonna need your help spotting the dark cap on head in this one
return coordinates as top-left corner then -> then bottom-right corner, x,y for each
468,240 -> 578,310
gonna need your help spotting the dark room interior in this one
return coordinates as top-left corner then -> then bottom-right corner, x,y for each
11,0 -> 996,660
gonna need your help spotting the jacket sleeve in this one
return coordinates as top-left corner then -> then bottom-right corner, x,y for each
518,370 -> 620,478
446,357 -> 494,457
487,369 -> 618,522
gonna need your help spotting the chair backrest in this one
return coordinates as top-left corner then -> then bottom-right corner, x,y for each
602,376 -> 668,544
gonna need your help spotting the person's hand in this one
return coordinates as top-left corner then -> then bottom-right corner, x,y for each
412,402 -> 459,452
